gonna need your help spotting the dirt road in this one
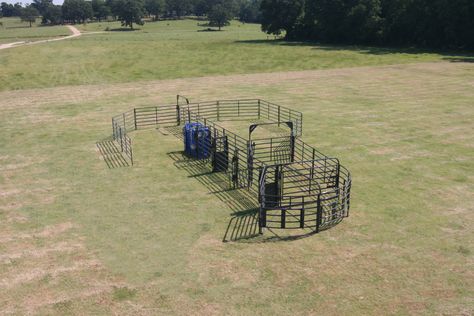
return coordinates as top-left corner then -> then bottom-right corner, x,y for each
0,25 -> 81,50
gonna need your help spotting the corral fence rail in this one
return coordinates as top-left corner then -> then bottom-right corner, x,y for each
108,97 -> 351,234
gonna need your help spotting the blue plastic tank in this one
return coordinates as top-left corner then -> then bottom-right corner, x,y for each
183,122 -> 211,159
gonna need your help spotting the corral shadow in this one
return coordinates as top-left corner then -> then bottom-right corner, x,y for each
96,137 -> 130,168
167,151 -> 261,242
166,150 -> 332,243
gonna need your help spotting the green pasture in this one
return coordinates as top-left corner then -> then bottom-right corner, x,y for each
0,61 -> 472,314
0,17 -> 69,44
1,18 -> 472,91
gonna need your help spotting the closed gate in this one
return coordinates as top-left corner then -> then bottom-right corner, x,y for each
212,136 -> 229,172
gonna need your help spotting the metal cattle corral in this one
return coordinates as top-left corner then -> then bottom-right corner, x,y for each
108,96 -> 351,234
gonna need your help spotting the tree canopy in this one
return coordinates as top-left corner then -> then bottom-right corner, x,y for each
62,0 -> 93,23
145,0 -> 166,19
114,0 -> 145,29
260,0 -> 474,48
208,2 -> 233,30
260,0 -> 303,39
20,5 -> 39,27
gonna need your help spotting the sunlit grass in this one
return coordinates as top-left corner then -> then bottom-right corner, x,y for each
1,18 -> 472,91
0,61 -> 472,314
0,17 -> 69,44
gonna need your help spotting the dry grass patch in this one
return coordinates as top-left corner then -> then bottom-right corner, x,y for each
0,62 -> 472,315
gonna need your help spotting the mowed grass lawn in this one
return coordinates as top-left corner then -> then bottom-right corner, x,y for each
0,61 -> 473,314
0,17 -> 70,44
1,18 -> 473,91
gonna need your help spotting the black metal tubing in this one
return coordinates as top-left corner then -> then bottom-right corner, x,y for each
108,96 -> 351,233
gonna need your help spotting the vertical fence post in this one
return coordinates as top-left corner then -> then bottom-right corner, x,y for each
324,158 -> 327,183
278,105 -> 281,126
257,99 -> 261,119
155,106 -> 158,125
300,197 -> 305,228
342,179 -> 346,215
133,108 -> 137,130
289,109 -> 292,130
270,138 -> 273,161
130,142 -> 133,166
281,209 -> 286,229
316,193 -> 322,233
237,100 -> 240,117
176,105 -> 181,125
122,113 -> 126,132
119,127 -> 123,152
336,162 -> 340,188
300,112 -> 303,136
217,101 -> 220,121
290,135 -> 295,162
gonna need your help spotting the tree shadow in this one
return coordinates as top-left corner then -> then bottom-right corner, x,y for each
5,26 -> 31,29
235,39 -> 474,60
442,56 -> 474,63
197,28 -> 222,32
96,137 -> 130,168
109,28 -> 141,32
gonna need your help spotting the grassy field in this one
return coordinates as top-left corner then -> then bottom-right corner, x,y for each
0,60 -> 473,314
0,17 -> 70,44
1,19 -> 473,91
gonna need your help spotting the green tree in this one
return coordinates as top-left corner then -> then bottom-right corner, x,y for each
115,0 -> 145,29
166,0 -> 193,18
62,0 -> 93,23
145,0 -> 165,20
1,3 -> 11,17
260,0 -> 303,39
208,2 -> 233,30
239,0 -> 261,23
43,4 -> 63,24
92,0 -> 111,21
20,5 -> 40,27
31,0 -> 53,16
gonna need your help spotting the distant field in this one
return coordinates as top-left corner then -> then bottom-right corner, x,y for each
1,19 -> 472,91
0,62 -> 472,314
0,17 -> 69,44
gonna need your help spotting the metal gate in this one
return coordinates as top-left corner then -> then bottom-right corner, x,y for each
212,136 -> 229,172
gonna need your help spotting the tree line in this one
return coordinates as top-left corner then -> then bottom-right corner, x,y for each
0,0 -> 261,29
2,0 -> 471,49
260,0 -> 474,49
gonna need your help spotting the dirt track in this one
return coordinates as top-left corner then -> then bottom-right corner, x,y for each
0,25 -> 81,50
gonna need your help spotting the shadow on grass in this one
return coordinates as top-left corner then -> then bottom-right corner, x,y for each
167,150 -> 261,242
443,56 -> 474,63
236,39 -> 474,61
5,26 -> 31,29
197,28 -> 222,32
96,137 -> 130,169
109,28 -> 141,32
166,149 -> 338,243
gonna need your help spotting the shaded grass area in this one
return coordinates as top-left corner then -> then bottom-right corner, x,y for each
1,19 -> 473,91
0,62 -> 472,314
0,17 -> 69,44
